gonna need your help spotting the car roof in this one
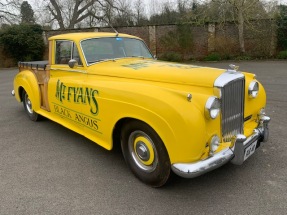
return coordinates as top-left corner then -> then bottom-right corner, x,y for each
49,32 -> 141,42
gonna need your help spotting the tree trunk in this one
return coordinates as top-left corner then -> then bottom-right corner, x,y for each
49,0 -> 65,29
237,7 -> 245,54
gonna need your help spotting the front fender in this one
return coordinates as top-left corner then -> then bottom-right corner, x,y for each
104,85 -> 208,164
14,70 -> 41,112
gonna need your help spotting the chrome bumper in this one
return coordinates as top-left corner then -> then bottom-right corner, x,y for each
171,114 -> 270,178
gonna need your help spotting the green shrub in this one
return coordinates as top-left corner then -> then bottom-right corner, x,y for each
221,54 -> 232,60
277,50 -> 287,59
160,52 -> 183,62
204,53 -> 221,61
277,5 -> 287,50
0,24 -> 45,62
235,55 -> 252,61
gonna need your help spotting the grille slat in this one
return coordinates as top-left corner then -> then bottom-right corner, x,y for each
221,78 -> 244,142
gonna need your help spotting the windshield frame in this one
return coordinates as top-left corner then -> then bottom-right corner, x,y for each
80,36 -> 154,66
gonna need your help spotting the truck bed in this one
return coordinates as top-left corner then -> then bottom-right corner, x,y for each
18,61 -> 48,70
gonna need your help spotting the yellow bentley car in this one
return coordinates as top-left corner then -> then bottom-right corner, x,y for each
12,32 -> 270,187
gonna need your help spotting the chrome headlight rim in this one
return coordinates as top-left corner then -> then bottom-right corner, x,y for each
205,96 -> 221,120
248,81 -> 259,98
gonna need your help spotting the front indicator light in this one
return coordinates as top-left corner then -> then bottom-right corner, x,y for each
248,81 -> 259,98
205,97 -> 220,119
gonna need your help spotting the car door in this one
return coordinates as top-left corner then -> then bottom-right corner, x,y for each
48,39 -> 87,131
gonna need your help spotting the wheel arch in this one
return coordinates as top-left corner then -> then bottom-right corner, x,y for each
112,117 -> 131,150
112,116 -> 175,162
18,86 -> 24,102
112,118 -> 153,148
14,70 -> 41,111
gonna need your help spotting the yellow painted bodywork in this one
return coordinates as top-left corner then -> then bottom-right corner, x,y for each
13,32 -> 267,164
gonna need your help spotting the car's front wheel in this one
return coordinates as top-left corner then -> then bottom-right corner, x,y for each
22,90 -> 40,121
121,120 -> 171,187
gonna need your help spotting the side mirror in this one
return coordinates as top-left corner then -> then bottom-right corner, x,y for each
68,59 -> 78,69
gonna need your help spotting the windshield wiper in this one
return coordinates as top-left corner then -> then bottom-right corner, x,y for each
88,59 -> 116,64
130,56 -> 145,59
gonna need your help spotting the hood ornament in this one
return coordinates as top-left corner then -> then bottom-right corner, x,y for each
229,64 -> 239,72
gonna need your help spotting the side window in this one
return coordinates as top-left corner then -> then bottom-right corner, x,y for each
55,40 -> 82,65
55,41 -> 72,64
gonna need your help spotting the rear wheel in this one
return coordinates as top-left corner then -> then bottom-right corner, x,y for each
22,90 -> 40,121
121,120 -> 170,187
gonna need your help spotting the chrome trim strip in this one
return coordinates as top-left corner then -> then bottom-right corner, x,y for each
172,114 -> 270,178
50,68 -> 87,74
214,70 -> 244,88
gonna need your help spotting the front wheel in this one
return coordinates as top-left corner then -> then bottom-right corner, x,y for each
121,120 -> 171,187
22,90 -> 40,121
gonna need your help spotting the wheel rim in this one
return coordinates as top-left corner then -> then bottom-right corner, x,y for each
128,130 -> 158,172
24,93 -> 33,114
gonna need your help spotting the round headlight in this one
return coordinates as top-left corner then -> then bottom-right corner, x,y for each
248,81 -> 259,98
209,135 -> 220,156
205,97 -> 220,119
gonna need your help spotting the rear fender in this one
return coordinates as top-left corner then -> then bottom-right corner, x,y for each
14,70 -> 41,112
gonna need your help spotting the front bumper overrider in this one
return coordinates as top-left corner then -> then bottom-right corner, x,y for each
171,114 -> 270,178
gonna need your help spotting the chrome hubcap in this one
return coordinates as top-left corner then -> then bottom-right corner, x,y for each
25,94 -> 33,114
135,141 -> 150,161
128,130 -> 158,172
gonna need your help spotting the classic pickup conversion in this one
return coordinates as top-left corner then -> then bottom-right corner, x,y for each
13,32 -> 270,187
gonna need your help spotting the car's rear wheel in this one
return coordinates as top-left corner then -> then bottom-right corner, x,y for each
22,90 -> 40,121
121,120 -> 170,187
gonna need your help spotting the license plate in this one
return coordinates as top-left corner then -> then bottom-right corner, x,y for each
244,141 -> 257,161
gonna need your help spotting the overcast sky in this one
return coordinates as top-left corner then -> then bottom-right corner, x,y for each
24,0 -> 287,21
26,0 -> 287,8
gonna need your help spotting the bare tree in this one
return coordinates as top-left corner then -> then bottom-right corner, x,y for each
46,0 -> 118,29
147,0 -> 161,19
100,0 -> 116,25
227,0 -> 264,53
210,0 -> 268,54
133,0 -> 148,26
0,0 -> 22,25
112,0 -> 134,26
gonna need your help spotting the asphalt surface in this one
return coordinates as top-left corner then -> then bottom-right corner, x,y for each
0,61 -> 286,215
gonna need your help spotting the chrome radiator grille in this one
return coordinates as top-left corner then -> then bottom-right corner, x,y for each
221,78 -> 245,142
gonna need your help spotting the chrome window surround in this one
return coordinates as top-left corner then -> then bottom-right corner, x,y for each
214,70 -> 245,142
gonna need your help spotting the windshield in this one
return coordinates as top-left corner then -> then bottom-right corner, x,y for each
81,37 -> 153,65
